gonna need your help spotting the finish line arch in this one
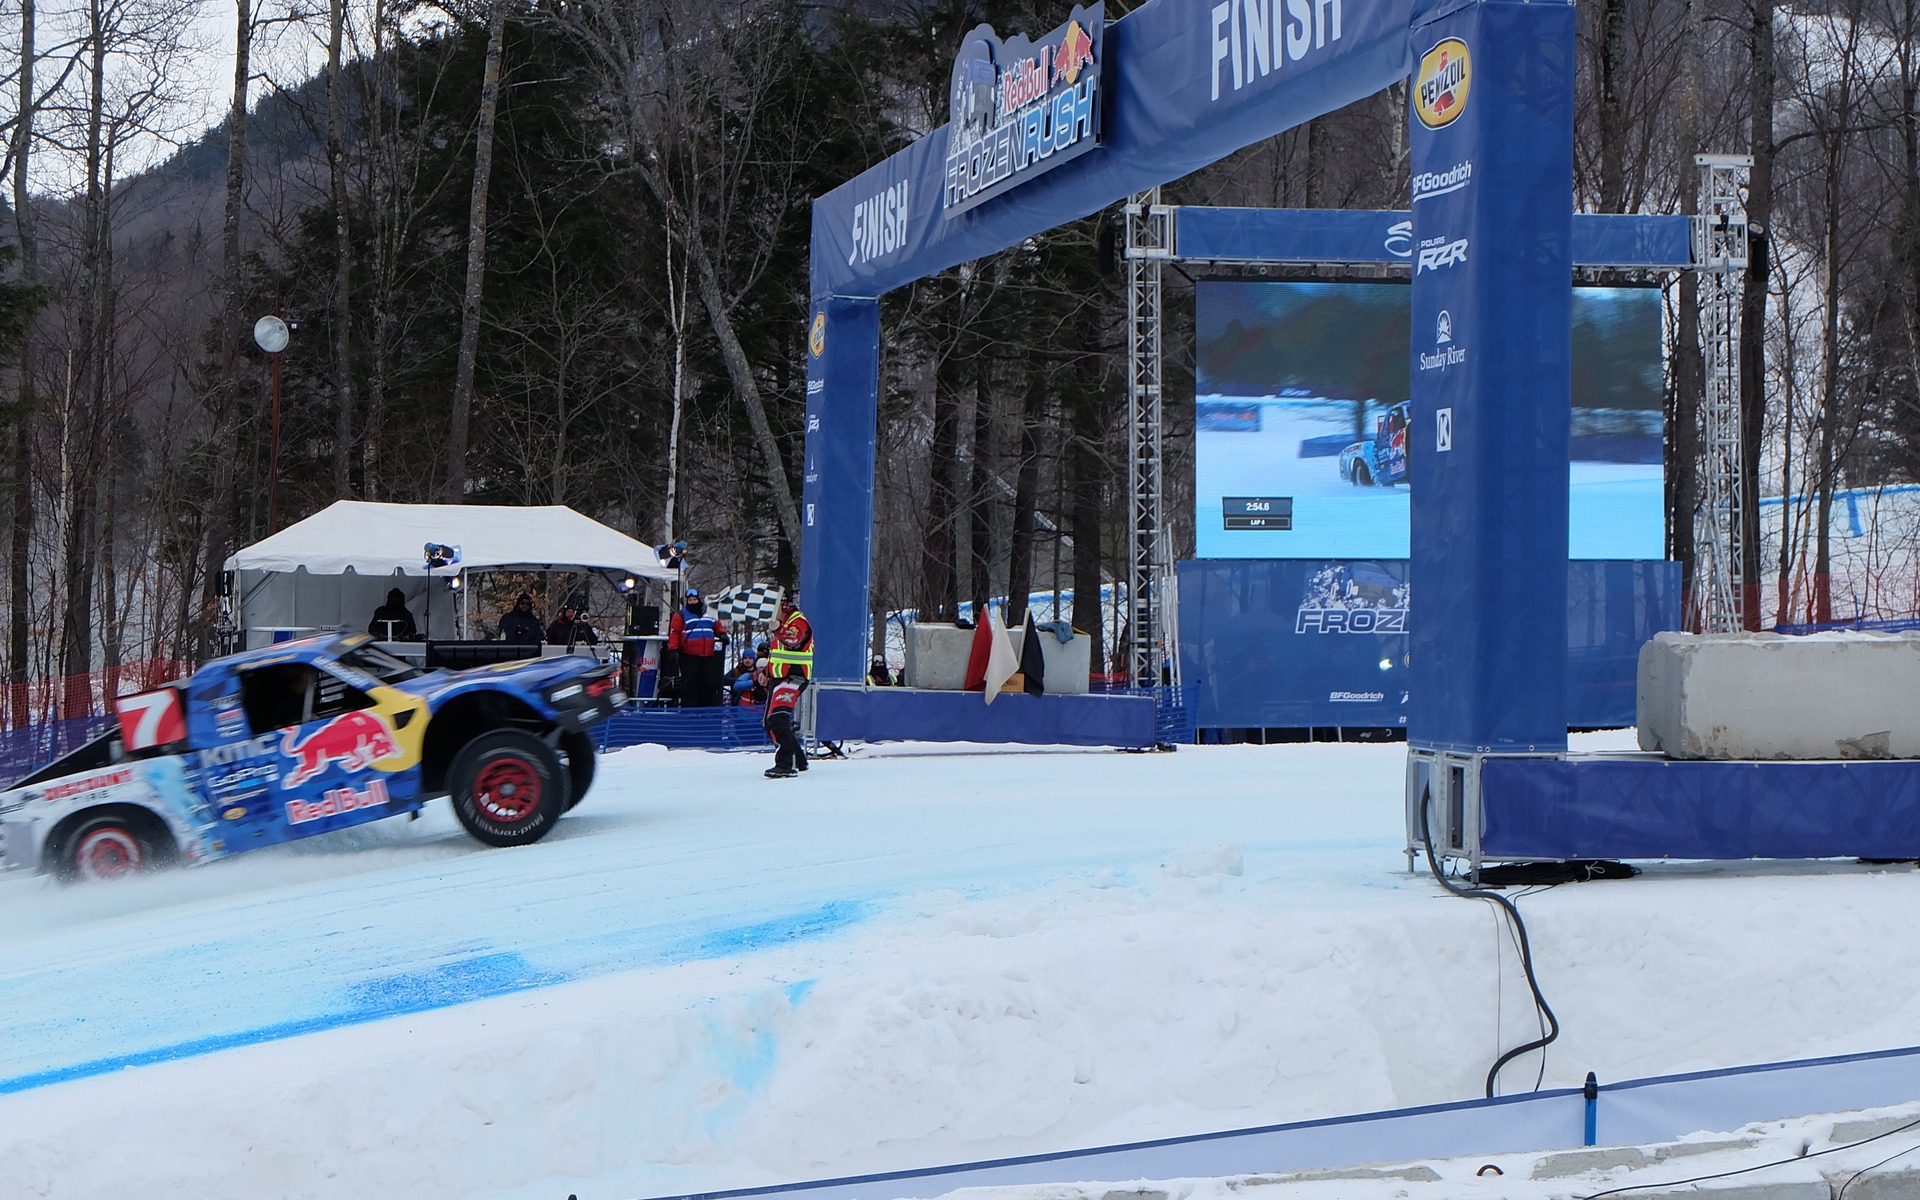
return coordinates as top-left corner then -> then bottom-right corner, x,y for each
802,0 -> 1575,758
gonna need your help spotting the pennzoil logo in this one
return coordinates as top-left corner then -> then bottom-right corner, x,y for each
1414,39 -> 1470,129
809,313 -> 826,358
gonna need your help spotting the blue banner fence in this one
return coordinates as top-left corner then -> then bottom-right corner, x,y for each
634,1044 -> 1920,1200
595,686 -> 1192,755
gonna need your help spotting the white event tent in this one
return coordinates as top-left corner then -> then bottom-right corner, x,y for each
223,501 -> 675,648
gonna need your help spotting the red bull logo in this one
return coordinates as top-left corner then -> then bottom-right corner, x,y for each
283,710 -> 399,787
1054,21 -> 1094,84
287,779 -> 392,825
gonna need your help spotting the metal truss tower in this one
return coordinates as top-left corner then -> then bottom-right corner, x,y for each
1692,154 -> 1751,633
1124,191 -> 1174,686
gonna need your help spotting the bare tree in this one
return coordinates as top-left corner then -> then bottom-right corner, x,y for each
442,0 -> 505,502
559,0 -> 808,552
8,0 -> 40,722
325,0 -> 354,496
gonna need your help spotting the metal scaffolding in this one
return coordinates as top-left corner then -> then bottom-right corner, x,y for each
1124,190 -> 1173,686
1692,154 -> 1751,633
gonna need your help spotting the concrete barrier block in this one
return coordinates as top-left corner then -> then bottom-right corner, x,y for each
1637,631 -> 1920,760
1823,1167 -> 1920,1199
903,624 -> 1091,694
1532,1146 -> 1653,1178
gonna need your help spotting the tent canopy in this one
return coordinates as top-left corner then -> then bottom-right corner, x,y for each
225,501 -> 675,579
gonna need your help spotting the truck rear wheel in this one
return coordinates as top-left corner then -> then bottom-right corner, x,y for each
448,730 -> 566,847
56,814 -> 170,884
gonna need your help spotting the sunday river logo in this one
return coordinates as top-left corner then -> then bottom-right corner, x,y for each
1414,38 -> 1470,129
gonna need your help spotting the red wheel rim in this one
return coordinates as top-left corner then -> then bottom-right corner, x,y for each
75,827 -> 142,881
472,757 -> 541,824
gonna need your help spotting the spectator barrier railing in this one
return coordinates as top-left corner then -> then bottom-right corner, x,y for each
596,686 -> 1192,754
630,1043 -> 1920,1200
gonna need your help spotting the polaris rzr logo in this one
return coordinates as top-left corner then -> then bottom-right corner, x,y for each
1416,237 -> 1468,273
1296,608 -> 1407,633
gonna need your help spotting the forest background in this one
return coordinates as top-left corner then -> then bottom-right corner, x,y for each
1,0 -> 1918,711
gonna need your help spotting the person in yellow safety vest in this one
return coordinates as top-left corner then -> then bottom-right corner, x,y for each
766,591 -> 813,680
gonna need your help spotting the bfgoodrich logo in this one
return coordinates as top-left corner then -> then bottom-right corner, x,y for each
1414,38 -> 1470,128
1412,160 -> 1471,201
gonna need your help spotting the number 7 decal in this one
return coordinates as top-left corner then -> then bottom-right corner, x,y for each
116,688 -> 186,750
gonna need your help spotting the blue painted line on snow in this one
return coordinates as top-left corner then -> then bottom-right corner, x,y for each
0,901 -> 871,1097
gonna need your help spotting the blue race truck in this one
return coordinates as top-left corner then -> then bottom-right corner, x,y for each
0,633 -> 624,882
1337,401 -> 1412,487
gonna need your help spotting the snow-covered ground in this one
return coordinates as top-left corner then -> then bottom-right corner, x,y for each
6,733 -> 1920,1200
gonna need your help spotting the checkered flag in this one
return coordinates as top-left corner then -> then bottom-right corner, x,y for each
709,583 -> 785,624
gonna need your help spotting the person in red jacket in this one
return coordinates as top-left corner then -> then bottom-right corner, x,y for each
667,588 -> 729,707
766,591 -> 813,680
762,665 -> 807,778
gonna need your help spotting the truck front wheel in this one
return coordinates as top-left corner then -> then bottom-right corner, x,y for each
448,730 -> 566,848
559,730 -> 595,812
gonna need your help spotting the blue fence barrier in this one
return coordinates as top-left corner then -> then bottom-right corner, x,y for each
599,688 -> 1193,754
0,715 -> 113,789
596,705 -> 774,754
1776,616 -> 1920,635
635,1043 -> 1920,1200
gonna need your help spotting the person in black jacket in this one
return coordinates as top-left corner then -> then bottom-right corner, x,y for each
499,593 -> 544,644
546,601 -> 600,649
368,588 -> 419,641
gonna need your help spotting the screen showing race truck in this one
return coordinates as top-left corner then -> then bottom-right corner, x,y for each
1194,279 -> 1665,560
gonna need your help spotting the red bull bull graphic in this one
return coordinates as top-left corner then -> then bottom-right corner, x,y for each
943,5 -> 1103,216
283,711 -> 401,787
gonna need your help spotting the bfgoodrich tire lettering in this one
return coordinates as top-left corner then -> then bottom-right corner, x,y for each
448,730 -> 567,848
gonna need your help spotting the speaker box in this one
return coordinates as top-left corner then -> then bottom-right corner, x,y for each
630,604 -> 661,636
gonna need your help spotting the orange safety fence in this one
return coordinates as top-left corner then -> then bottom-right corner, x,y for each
0,658 -> 193,731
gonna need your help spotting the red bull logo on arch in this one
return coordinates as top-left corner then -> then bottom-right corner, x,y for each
942,5 -> 1104,216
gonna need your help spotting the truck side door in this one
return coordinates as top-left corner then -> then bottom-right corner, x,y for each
250,662 -> 413,840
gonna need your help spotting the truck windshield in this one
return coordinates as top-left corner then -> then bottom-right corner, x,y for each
338,644 -> 423,684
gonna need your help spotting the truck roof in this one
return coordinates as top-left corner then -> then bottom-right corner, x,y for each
205,632 -> 368,673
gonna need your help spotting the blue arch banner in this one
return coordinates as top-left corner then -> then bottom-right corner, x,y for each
801,0 -> 1582,765
1170,207 -> 1691,268
809,0 -> 1424,304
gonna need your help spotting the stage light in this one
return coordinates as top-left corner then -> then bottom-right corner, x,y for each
1378,658 -> 1393,671
618,575 -> 638,594
446,574 -> 464,592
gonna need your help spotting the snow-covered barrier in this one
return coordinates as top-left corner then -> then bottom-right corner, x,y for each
902,625 -> 1091,693
1637,630 -> 1920,759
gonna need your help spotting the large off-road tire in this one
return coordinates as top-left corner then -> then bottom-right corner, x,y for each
558,729 -> 595,812
448,729 -> 567,848
55,812 -> 173,884
1352,462 -> 1372,487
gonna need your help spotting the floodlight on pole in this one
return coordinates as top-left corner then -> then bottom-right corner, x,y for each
253,314 -> 291,532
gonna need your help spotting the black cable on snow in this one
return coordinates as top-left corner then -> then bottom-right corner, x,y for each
1418,784 -> 1560,1099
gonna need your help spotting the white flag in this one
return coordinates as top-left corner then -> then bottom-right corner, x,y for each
982,606 -> 1020,705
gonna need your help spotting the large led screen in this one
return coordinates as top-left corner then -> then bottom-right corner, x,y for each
1194,280 -> 1665,560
